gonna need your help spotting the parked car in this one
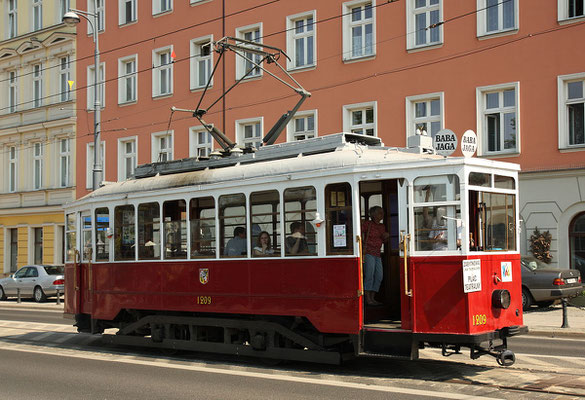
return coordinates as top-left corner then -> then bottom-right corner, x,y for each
0,265 -> 64,303
521,257 -> 583,310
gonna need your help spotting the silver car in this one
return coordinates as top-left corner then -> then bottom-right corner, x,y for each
0,265 -> 65,303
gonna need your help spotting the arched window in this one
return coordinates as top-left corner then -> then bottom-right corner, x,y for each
569,212 -> 585,276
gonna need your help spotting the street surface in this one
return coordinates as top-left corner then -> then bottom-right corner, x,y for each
1,301 -> 585,399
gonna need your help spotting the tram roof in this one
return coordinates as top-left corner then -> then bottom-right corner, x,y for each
72,133 -> 519,206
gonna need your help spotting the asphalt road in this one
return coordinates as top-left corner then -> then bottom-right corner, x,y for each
0,307 -> 67,325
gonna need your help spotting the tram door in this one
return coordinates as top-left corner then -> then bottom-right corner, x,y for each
360,180 -> 401,322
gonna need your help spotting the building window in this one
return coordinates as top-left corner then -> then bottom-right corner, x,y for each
9,146 -> 17,192
153,0 -> 172,15
119,0 -> 136,25
558,73 -> 585,149
8,0 -> 17,39
59,138 -> 71,187
477,83 -> 519,155
34,227 -> 43,264
33,64 -> 43,108
87,0 -> 105,33
477,0 -> 517,37
189,126 -> 213,158
118,55 -> 137,104
559,0 -> 585,21
59,56 -> 71,102
9,71 -> 17,113
87,63 -> 105,110
33,0 -> 42,31
33,142 -> 43,190
343,0 -> 375,61
152,132 -> 173,162
570,212 -> 585,276
406,93 -> 443,140
59,0 -> 70,24
190,36 -> 213,90
407,0 -> 442,49
287,111 -> 317,141
286,12 -> 316,70
236,118 -> 263,149
235,24 -> 262,79
86,142 -> 105,189
343,102 -> 377,136
119,138 -> 137,180
153,47 -> 173,97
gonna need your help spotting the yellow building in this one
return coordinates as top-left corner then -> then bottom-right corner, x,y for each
0,0 -> 76,274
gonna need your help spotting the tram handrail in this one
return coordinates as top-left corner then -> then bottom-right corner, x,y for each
74,249 -> 80,291
356,235 -> 364,297
401,232 -> 413,297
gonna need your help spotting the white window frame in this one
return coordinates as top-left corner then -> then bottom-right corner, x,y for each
33,142 -> 43,190
87,63 -> 105,110
87,0 -> 105,34
476,82 -> 520,156
558,0 -> 585,22
235,23 -> 263,80
405,92 -> 444,141
58,0 -> 70,24
342,0 -> 376,61
118,136 -> 137,181
9,70 -> 18,113
190,35 -> 213,90
33,63 -> 43,108
151,131 -> 174,162
343,101 -> 377,136
558,72 -> 585,150
287,110 -> 318,142
86,141 -> 105,189
152,46 -> 173,97
8,146 -> 17,193
33,0 -> 42,31
477,0 -> 518,37
189,125 -> 214,158
7,0 -> 17,39
119,0 -> 137,25
59,138 -> 71,188
406,0 -> 442,50
236,117 -> 263,149
118,54 -> 137,104
286,11 -> 316,70
59,56 -> 71,102
153,0 -> 172,15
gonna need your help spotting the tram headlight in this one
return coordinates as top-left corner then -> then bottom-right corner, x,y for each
492,289 -> 511,309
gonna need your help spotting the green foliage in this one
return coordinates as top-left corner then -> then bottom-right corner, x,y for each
530,227 -> 552,264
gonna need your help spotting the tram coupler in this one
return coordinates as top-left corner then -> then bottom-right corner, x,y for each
469,337 -> 515,366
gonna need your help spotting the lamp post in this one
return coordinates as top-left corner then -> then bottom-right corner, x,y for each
63,6 -> 102,191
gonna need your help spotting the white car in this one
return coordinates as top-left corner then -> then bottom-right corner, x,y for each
0,265 -> 65,303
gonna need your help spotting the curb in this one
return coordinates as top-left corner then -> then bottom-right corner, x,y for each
525,328 -> 585,338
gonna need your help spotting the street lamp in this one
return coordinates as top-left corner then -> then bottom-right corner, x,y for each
63,7 -> 102,191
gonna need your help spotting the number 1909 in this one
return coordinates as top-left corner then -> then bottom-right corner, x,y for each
472,314 -> 487,326
196,296 -> 212,305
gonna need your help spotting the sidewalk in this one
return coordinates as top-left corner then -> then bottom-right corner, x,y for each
523,302 -> 585,337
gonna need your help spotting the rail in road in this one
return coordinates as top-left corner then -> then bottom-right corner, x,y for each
0,319 -> 584,399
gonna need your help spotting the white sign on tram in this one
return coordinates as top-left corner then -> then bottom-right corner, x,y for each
461,130 -> 478,158
462,259 -> 482,293
433,129 -> 458,157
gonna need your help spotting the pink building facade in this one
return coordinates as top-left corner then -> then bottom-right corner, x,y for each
72,0 -> 585,272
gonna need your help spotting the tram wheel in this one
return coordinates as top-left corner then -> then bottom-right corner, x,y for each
496,350 -> 515,367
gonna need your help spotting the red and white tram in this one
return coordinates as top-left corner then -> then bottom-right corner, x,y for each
63,133 -> 526,365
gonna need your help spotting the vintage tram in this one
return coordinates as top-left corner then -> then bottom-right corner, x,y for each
63,133 -> 526,365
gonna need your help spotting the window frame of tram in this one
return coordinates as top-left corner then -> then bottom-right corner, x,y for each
163,200 -> 187,259
95,208 -> 110,261
468,172 -> 516,252
250,190 -> 280,258
219,193 -> 247,258
65,213 -> 77,263
325,182 -> 353,255
283,186 -> 318,257
138,202 -> 161,260
81,212 -> 92,261
190,197 -> 216,259
114,205 -> 136,261
413,175 -> 462,252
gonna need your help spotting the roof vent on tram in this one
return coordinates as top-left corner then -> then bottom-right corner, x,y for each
407,129 -> 434,154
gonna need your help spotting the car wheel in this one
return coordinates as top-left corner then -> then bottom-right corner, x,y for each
522,287 -> 533,310
536,300 -> 554,308
34,286 -> 47,303
0,286 -> 6,301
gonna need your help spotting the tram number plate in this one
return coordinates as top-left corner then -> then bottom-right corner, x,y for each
472,314 -> 487,326
196,296 -> 212,305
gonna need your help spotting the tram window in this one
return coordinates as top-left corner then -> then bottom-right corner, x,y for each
250,190 -> 280,257
163,200 -> 187,259
138,202 -> 160,260
494,175 -> 515,190
219,194 -> 247,258
95,208 -> 110,261
414,206 -> 462,251
325,183 -> 353,255
114,205 -> 135,261
469,172 -> 491,187
413,175 -> 460,203
360,193 -> 382,219
65,213 -> 77,262
284,186 -> 317,256
469,191 -> 516,251
82,213 -> 92,261
190,197 -> 216,258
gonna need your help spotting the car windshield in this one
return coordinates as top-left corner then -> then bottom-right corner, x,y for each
43,266 -> 64,275
522,257 -> 550,271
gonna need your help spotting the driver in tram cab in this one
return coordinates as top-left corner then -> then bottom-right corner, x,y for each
285,222 -> 308,255
428,207 -> 448,250
224,226 -> 247,256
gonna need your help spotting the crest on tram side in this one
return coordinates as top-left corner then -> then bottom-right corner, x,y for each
199,268 -> 209,285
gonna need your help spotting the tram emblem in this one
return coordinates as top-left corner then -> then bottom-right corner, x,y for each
500,262 -> 512,282
199,268 -> 209,285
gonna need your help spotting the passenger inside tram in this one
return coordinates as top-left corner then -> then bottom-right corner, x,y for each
253,231 -> 274,256
224,226 -> 247,256
285,222 -> 308,255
